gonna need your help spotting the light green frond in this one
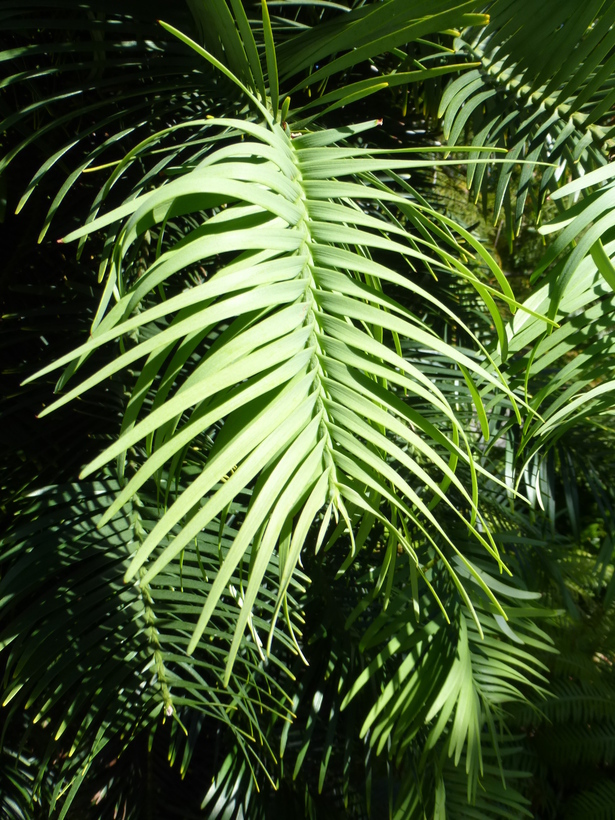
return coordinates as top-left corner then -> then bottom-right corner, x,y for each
26,70 -> 521,673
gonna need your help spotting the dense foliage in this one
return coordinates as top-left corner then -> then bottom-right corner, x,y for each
2,2 -> 615,817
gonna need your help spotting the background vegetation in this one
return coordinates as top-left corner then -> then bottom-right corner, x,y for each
2,2 -> 615,817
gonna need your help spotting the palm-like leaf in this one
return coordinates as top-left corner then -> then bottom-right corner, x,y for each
0,481 -> 302,816
494,162 -> 615,488
5,2 -> 615,818
23,16 -> 529,683
341,557 -> 551,806
0,1 -> 217,239
439,0 -> 615,232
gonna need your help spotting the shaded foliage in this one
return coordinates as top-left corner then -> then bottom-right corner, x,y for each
2,2 -> 615,818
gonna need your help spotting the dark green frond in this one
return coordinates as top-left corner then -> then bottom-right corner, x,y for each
439,0 -> 615,230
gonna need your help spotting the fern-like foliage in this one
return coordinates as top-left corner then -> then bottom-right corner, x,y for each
4,2 -> 615,819
439,0 -> 615,234
0,481 -> 304,816
23,17 -> 526,682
